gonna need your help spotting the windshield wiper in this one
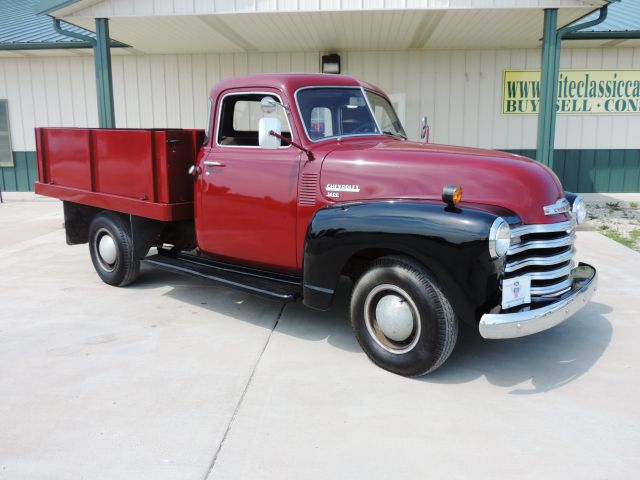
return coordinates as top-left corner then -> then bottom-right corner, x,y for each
382,130 -> 407,140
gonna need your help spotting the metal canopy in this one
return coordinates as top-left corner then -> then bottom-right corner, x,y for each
31,0 -> 610,55
53,8 -> 608,54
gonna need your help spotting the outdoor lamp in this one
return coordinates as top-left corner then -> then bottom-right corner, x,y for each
321,54 -> 341,74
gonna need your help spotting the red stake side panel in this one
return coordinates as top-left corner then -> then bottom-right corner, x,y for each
35,183 -> 194,221
34,127 -> 204,222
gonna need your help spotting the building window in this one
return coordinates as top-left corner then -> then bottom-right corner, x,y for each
0,100 -> 12,168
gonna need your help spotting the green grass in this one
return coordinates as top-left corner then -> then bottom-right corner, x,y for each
630,201 -> 639,209
604,230 -> 637,249
631,229 -> 640,241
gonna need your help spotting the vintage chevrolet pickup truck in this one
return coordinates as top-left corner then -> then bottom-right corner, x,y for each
34,73 -> 597,376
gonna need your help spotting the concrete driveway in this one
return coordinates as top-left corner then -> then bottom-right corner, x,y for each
0,196 -> 638,479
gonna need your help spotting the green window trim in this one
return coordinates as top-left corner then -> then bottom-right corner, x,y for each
0,100 -> 13,168
0,152 -> 38,192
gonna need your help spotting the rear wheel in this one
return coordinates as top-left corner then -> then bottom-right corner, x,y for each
350,255 -> 458,376
88,212 -> 140,286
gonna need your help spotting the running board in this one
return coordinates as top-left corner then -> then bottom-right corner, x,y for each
142,252 -> 302,301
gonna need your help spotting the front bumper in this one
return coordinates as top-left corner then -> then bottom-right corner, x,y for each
479,263 -> 597,339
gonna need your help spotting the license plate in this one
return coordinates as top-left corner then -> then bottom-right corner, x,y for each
502,275 -> 531,309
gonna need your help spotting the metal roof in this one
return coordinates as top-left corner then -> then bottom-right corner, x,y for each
0,0 -> 124,49
570,0 -> 640,33
33,0 -> 82,16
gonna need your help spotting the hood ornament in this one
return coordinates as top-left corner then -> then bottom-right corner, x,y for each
543,198 -> 570,216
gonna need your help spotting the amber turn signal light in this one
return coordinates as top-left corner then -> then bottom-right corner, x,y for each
442,185 -> 462,206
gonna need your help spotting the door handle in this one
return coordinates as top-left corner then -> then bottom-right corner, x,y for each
203,161 -> 225,167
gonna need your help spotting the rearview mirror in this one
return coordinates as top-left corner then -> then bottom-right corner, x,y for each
260,96 -> 277,113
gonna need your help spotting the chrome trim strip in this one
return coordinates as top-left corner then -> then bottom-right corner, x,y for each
508,232 -> 575,255
511,219 -> 575,237
480,264 -> 597,339
505,247 -> 576,273
507,261 -> 574,281
304,284 -> 334,294
530,277 -> 573,296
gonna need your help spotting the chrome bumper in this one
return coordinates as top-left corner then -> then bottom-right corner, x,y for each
479,263 -> 597,340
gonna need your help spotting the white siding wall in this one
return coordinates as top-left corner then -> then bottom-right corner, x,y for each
1,47 -> 639,152
0,56 -> 99,152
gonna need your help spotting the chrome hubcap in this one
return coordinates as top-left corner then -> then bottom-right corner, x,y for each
376,295 -> 414,341
364,284 -> 421,354
95,229 -> 118,272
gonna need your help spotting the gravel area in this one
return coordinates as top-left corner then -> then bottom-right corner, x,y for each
586,201 -> 640,252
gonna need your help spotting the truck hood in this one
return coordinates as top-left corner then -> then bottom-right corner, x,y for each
318,138 -> 569,225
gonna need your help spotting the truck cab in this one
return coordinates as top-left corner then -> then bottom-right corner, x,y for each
34,73 -> 597,377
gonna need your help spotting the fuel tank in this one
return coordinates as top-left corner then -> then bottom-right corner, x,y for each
318,138 -> 570,225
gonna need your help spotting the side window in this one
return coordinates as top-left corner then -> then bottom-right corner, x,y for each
217,93 -> 291,147
373,105 -> 394,131
0,100 -> 12,168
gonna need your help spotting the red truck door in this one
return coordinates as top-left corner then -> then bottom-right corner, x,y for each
195,90 -> 301,272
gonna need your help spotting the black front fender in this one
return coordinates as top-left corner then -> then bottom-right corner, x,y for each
302,200 -> 517,325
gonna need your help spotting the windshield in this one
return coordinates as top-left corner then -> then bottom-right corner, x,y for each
296,87 -> 405,141
366,91 -> 406,138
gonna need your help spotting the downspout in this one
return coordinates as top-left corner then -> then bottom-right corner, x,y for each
536,3 -> 612,168
52,18 -> 115,128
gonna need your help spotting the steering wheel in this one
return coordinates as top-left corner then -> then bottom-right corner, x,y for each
349,121 -> 376,134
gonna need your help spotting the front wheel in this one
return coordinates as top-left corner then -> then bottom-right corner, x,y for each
350,256 -> 458,376
88,212 -> 140,287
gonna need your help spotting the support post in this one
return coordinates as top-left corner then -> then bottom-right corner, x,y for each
52,18 -> 116,128
536,4 -> 611,169
536,9 -> 559,168
94,18 -> 115,128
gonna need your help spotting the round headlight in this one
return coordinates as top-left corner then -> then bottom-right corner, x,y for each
572,196 -> 587,224
489,217 -> 511,259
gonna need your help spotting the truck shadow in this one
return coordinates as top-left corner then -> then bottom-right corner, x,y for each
313,281 -> 613,394
130,267 -> 362,352
423,301 -> 613,394
130,266 -> 289,331
132,267 -> 612,394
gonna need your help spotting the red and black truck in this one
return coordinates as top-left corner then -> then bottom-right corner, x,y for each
34,73 -> 597,376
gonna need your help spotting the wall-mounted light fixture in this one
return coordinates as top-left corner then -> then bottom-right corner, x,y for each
321,53 -> 341,74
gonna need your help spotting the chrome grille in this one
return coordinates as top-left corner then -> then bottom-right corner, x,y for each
504,219 -> 576,298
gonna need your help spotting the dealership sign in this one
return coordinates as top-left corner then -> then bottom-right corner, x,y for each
503,70 -> 640,114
